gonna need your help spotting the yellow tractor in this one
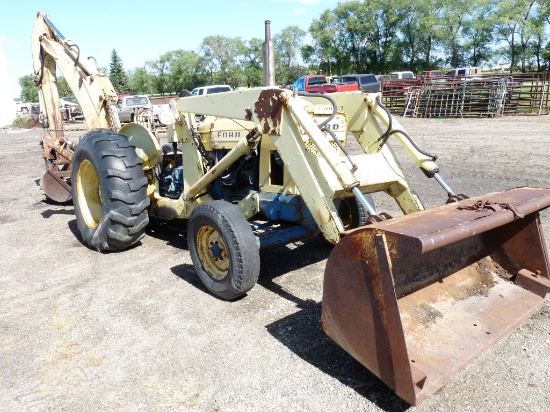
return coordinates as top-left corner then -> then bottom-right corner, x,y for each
33,11 -> 550,406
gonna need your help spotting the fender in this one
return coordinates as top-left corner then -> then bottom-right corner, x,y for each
120,123 -> 162,169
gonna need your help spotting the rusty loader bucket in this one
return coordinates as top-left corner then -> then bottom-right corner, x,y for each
322,187 -> 550,405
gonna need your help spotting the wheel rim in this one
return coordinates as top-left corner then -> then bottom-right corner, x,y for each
76,159 -> 101,229
196,225 -> 229,280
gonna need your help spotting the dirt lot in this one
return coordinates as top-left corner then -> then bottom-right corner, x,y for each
0,116 -> 549,411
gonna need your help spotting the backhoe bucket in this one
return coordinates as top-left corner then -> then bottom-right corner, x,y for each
322,187 -> 550,405
40,162 -> 72,203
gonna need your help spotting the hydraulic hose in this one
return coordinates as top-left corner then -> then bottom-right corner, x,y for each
375,96 -> 464,198
375,95 -> 437,161
68,43 -> 81,67
296,91 -> 378,214
297,91 -> 358,170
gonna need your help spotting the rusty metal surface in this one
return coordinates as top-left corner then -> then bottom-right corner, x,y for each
40,161 -> 72,203
396,260 -> 543,405
322,187 -> 550,406
384,72 -> 550,117
39,131 -> 74,202
254,89 -> 284,135
366,187 -> 550,254
515,269 -> 550,297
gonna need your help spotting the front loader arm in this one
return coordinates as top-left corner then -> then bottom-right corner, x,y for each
172,88 -> 456,243
328,92 -> 462,205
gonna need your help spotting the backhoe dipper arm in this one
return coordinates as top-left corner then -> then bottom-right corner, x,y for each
32,11 -> 121,135
32,11 -> 124,203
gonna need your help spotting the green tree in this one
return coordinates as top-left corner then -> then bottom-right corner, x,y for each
330,1 -> 372,73
368,0 -> 400,73
19,74 -> 72,103
146,54 -> 171,95
463,0 -> 494,66
128,67 -> 153,94
396,0 -> 443,72
274,26 -> 306,84
526,6 -> 547,71
306,10 -> 338,73
146,50 -> 207,95
109,49 -> 130,93
243,38 -> 263,87
200,35 -> 247,87
418,0 -> 444,70
165,50 -> 206,92
57,77 -> 73,98
491,0 -> 539,72
307,2 -> 375,75
439,0 -> 470,68
19,75 -> 38,102
307,0 -> 406,75
541,41 -> 550,69
395,0 -> 421,70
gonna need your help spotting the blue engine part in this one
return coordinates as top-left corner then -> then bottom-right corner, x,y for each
259,192 -> 315,226
160,165 -> 184,198
251,221 -> 319,248
249,193 -> 319,248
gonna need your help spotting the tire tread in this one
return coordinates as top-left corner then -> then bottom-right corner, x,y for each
188,201 -> 259,300
71,130 -> 150,252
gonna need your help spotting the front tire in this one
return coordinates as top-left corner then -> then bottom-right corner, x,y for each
71,130 -> 150,251
187,201 -> 260,300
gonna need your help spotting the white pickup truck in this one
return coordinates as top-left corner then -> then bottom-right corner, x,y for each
117,94 -> 180,125
149,96 -> 172,123
117,88 -> 232,125
116,95 -> 153,123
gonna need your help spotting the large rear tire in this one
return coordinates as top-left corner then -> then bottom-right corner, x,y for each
187,201 -> 260,300
71,130 -> 150,251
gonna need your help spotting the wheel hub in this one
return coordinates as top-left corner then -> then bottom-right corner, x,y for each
196,225 -> 229,280
76,159 -> 101,229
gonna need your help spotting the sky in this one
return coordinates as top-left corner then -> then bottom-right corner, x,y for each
0,0 -> 334,101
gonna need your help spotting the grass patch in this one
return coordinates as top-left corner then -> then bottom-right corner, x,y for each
11,116 -> 40,129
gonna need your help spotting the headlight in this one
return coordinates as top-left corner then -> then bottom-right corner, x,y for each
158,109 -> 176,126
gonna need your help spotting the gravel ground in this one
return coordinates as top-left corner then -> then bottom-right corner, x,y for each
0,116 -> 549,412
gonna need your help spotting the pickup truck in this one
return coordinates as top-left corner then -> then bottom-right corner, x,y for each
191,85 -> 232,95
444,67 -> 482,77
149,96 -> 176,124
391,71 -> 415,79
291,75 -> 359,93
419,70 -> 443,79
335,74 -> 380,93
116,95 -> 153,123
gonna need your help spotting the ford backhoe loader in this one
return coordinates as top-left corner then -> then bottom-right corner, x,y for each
34,11 -> 550,406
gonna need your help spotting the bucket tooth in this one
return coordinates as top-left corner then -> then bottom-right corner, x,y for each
322,187 -> 550,405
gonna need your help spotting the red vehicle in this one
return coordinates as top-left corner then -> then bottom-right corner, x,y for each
291,75 -> 359,93
419,70 -> 444,79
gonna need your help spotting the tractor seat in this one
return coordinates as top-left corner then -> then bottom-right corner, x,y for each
162,143 -> 182,155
